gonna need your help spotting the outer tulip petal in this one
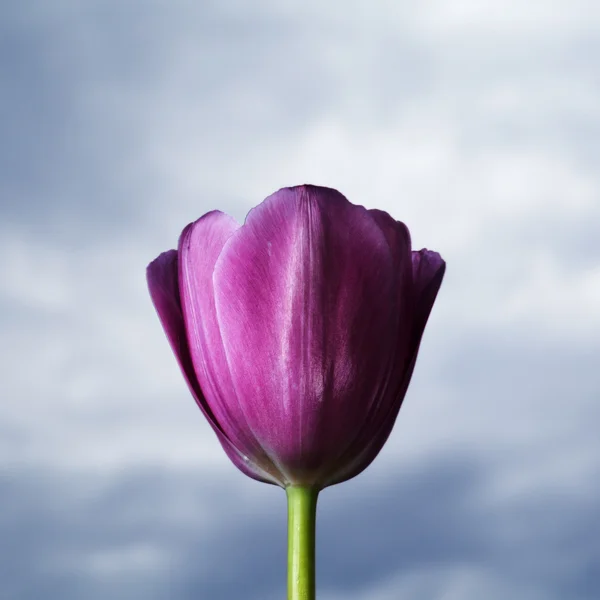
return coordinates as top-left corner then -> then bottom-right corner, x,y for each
147,250 -> 204,403
178,211 -> 284,484
212,185 -> 402,484
410,249 -> 446,349
366,209 -> 414,393
319,211 -> 414,486
147,249 -> 279,484
326,249 -> 446,486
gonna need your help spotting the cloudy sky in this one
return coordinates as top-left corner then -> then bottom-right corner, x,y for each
1,1 -> 599,598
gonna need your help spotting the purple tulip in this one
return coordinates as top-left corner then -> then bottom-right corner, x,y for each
147,185 -> 445,490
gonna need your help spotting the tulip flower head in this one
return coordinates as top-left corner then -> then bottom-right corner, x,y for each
148,184 -> 445,599
147,185 -> 445,491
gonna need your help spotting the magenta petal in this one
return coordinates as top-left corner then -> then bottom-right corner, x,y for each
178,211 -> 284,484
177,211 -> 239,419
316,212 -> 413,486
365,250 -> 445,449
322,247 -> 446,487
147,185 -> 446,490
367,208 -> 414,382
212,185 -> 404,484
411,249 -> 446,346
146,249 -> 278,484
146,250 -> 203,404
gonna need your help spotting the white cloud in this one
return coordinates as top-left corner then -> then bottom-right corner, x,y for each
414,0 -> 600,38
321,563 -> 549,600
1,3 -> 599,597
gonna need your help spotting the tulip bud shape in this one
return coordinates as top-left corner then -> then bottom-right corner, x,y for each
147,184 -> 445,599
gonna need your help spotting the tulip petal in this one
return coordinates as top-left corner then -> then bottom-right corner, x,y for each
410,249 -> 446,349
147,250 -> 203,403
325,249 -> 446,486
318,212 -> 414,486
366,209 -> 414,393
178,211 -> 285,484
212,185 -> 406,484
147,249 -> 279,484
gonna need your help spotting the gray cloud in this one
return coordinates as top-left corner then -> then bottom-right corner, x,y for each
2,1 -> 599,599
2,451 -> 598,600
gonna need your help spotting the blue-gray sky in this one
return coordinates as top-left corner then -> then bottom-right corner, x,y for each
1,2 -> 599,599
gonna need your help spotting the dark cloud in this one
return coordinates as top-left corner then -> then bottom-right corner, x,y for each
2,453 -> 598,600
2,2 -> 599,600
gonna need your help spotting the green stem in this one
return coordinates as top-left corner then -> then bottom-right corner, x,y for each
286,485 -> 319,600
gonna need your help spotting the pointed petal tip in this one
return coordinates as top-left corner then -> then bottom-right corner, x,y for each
368,208 -> 413,253
146,248 -> 177,275
146,249 -> 179,302
177,210 -> 239,252
415,247 -> 444,260
413,248 -> 446,274
410,248 -> 446,338
255,184 -> 352,215
274,183 -> 344,195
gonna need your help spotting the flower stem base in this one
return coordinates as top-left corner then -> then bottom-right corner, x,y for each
286,485 -> 319,600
